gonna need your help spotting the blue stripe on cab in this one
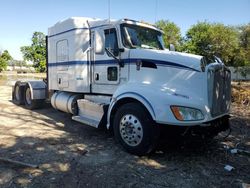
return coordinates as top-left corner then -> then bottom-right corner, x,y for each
48,59 -> 200,72
48,61 -> 87,67
129,58 -> 200,72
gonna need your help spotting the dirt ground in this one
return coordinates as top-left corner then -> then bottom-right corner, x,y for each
0,75 -> 250,188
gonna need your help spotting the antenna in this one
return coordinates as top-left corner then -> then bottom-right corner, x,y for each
108,0 -> 111,24
155,0 -> 158,23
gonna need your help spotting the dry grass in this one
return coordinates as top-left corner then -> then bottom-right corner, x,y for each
231,82 -> 250,106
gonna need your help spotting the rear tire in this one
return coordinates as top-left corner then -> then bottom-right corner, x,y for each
13,82 -> 24,105
113,102 -> 159,156
24,84 -> 43,109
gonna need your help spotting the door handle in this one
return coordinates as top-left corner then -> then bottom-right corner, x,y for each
95,73 -> 99,81
58,78 -> 61,84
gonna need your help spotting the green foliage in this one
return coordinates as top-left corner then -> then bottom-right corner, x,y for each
20,32 -> 46,72
238,23 -> 250,66
1,50 -> 12,61
181,22 -> 211,55
210,24 -> 239,66
0,58 -> 7,72
182,22 -> 241,66
0,50 -> 12,72
179,22 -> 250,67
155,20 -> 182,50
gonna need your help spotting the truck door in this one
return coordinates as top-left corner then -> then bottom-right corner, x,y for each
91,27 -> 120,94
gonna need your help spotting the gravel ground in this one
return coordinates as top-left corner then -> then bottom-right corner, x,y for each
0,76 -> 249,188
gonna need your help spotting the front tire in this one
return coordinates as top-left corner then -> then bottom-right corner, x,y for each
113,102 -> 159,156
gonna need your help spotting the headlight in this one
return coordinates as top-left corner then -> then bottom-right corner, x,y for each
170,106 -> 204,121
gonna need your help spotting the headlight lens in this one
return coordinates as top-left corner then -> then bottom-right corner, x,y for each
171,106 -> 204,121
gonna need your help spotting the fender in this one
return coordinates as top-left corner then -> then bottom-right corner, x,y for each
26,81 -> 46,100
107,84 -> 157,129
107,92 -> 156,129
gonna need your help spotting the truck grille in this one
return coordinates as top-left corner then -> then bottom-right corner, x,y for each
208,65 -> 231,117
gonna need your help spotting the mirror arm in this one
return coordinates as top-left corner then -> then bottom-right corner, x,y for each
105,48 -> 124,67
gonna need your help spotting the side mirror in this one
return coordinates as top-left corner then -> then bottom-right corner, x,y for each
169,44 -> 175,51
95,29 -> 105,54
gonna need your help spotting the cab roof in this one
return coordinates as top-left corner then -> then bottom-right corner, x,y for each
48,17 -> 162,37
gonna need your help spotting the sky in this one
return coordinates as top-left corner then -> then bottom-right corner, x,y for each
0,0 -> 249,60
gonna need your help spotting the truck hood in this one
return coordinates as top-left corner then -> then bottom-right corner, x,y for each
129,49 -> 202,72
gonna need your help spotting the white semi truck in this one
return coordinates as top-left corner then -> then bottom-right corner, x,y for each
13,17 -> 231,155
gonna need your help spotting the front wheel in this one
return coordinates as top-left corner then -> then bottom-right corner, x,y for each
113,103 -> 159,156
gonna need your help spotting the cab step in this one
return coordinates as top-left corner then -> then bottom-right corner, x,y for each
72,99 -> 109,128
72,115 -> 100,128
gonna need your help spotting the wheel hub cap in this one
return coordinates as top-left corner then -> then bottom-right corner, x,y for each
120,114 -> 143,146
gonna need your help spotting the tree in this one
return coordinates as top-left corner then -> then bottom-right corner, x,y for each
0,59 -> 7,72
183,22 -> 213,55
238,23 -> 250,66
155,20 -> 182,51
0,50 -> 12,72
1,50 -> 12,61
20,32 -> 46,72
183,22 -> 240,66
210,24 -> 239,66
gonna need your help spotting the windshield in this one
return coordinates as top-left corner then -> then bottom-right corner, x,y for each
121,23 -> 165,50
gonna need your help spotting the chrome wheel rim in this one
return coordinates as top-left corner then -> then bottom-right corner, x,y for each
25,87 -> 32,105
15,85 -> 20,101
119,114 -> 143,146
